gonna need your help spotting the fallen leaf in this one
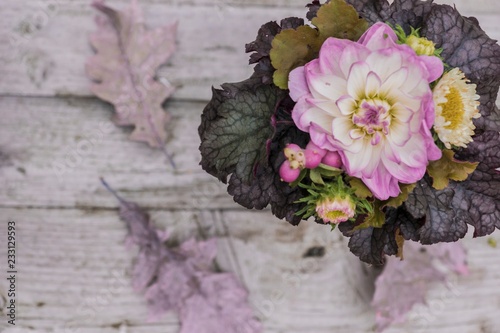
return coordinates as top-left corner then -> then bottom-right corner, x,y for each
101,178 -> 262,333
372,241 -> 468,331
86,0 -> 177,149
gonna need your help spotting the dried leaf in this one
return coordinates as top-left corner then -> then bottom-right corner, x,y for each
101,179 -> 262,333
86,0 -> 177,148
427,149 -> 478,190
372,241 -> 468,331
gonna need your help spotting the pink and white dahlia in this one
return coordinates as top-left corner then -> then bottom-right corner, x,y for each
289,22 -> 443,200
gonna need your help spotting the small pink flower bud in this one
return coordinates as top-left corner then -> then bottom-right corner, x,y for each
322,151 -> 342,168
304,142 -> 326,169
279,160 -> 301,182
283,143 -> 306,169
306,142 -> 327,158
283,144 -> 303,159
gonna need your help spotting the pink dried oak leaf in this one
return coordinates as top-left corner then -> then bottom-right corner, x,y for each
86,0 -> 177,148
101,179 -> 262,333
372,241 -> 468,331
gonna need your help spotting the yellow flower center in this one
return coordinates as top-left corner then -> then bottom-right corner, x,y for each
324,210 -> 347,221
439,87 -> 465,130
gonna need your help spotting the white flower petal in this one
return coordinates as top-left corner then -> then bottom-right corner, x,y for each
379,67 -> 408,94
308,73 -> 348,101
389,119 -> 412,146
365,50 -> 402,82
336,95 -> 357,116
331,117 -> 355,147
365,71 -> 382,98
347,61 -> 370,100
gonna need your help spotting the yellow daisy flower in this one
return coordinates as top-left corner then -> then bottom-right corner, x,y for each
432,68 -> 481,149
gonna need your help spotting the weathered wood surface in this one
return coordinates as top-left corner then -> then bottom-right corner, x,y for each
0,0 -> 499,101
0,0 -> 500,332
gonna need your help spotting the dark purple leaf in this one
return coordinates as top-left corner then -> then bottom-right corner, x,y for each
245,18 -> 305,84
199,79 -> 286,184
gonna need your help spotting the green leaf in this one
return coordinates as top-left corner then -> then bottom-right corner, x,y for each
312,0 -> 368,41
270,26 -> 323,90
427,149 -> 478,190
270,0 -> 368,89
199,80 -> 285,183
355,200 -> 385,230
348,177 -> 373,199
309,168 -> 325,185
317,163 -> 343,178
290,168 -> 308,187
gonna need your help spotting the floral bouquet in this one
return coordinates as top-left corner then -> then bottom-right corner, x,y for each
199,0 -> 500,264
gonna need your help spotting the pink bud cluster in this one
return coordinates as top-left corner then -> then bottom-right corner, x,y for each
279,142 -> 342,182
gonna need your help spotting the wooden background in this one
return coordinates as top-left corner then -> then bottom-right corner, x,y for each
0,0 -> 499,332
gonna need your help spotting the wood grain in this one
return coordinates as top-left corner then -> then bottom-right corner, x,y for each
0,0 -> 500,332
0,0 -> 499,101
0,208 -> 499,332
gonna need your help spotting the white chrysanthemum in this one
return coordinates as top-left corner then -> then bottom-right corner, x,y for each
432,68 -> 481,149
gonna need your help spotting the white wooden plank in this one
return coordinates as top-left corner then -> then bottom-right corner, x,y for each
1,94 -> 499,209
0,207 -> 499,332
0,96 -> 234,210
0,0 -> 499,100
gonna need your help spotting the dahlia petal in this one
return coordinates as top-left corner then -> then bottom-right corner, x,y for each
358,22 -> 398,51
382,155 -> 425,184
365,50 -> 403,82
418,54 -> 444,83
365,71 -> 382,97
307,98 -> 342,117
390,101 -> 414,123
331,117 -> 354,146
319,38 -> 353,76
307,73 -> 347,102
297,106 -> 333,133
288,66 -> 309,101
339,44 -> 371,78
345,140 -> 380,177
362,165 -> 401,200
347,61 -> 370,100
310,123 -> 338,151
349,128 -> 365,140
389,119 -> 412,147
398,135 -> 428,168
379,67 -> 409,94
335,95 -> 357,116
